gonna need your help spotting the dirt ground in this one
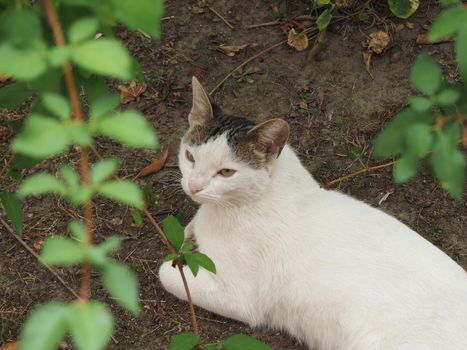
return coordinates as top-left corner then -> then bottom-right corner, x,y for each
1,1 -> 466,349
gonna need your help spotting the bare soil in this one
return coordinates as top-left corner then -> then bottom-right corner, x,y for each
1,1 -> 466,349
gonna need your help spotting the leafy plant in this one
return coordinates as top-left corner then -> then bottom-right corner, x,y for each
374,0 -> 467,199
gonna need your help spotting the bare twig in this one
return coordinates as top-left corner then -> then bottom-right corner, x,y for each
321,160 -> 396,188
208,7 -> 234,29
0,153 -> 14,185
41,0 -> 93,302
0,216 -> 80,299
177,265 -> 199,335
246,20 -> 280,29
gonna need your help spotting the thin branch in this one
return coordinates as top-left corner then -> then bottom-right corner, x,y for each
0,152 -> 14,185
41,0 -> 93,301
321,160 -> 396,188
0,216 -> 80,299
246,20 -> 280,29
177,265 -> 199,335
208,7 -> 234,30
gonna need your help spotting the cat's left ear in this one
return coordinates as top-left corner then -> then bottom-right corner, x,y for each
246,118 -> 289,162
189,76 -> 213,127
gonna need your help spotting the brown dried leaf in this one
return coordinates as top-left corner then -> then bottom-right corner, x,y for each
215,44 -> 253,57
363,50 -> 373,74
287,28 -> 309,52
416,33 -> 455,45
192,6 -> 205,14
33,240 -> 43,250
463,123 -> 467,147
118,81 -> 147,104
0,75 -> 9,83
135,147 -> 169,178
0,342 -> 19,350
367,31 -> 389,54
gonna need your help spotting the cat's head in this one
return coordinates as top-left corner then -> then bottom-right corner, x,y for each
179,77 -> 289,206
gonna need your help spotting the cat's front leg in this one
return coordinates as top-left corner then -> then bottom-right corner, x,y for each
184,219 -> 195,242
158,262 -> 253,324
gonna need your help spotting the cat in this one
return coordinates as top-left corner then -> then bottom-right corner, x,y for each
159,77 -> 467,350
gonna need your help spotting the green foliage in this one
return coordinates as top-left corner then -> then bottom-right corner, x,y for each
387,0 -> 419,19
18,173 -> 67,197
0,192 -> 23,235
40,236 -> 87,266
168,333 -> 272,350
374,2 -> 467,199
162,215 -> 185,251
98,180 -> 144,209
90,158 -> 118,184
221,334 -> 273,350
169,332 -> 201,350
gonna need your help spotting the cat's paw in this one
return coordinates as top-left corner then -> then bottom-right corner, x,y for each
158,261 -> 187,300
184,220 -> 195,240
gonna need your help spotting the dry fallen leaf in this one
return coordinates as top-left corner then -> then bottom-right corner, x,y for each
0,342 -> 19,350
135,147 -> 169,179
117,81 -> 147,104
416,33 -> 455,45
463,123 -> 467,147
362,50 -> 373,75
367,31 -> 390,54
33,240 -> 43,250
215,44 -> 255,57
287,28 -> 309,52
0,75 -> 9,83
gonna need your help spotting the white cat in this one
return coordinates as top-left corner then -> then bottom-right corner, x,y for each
159,77 -> 467,350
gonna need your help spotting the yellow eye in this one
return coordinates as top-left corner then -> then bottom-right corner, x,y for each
186,150 -> 195,162
218,168 -> 236,177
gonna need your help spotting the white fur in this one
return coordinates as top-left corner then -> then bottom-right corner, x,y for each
160,132 -> 467,350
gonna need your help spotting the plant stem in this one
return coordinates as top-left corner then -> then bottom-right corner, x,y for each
177,264 -> 199,335
41,0 -> 93,301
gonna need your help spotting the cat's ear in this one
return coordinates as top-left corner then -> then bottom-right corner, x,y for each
189,76 -> 213,127
247,118 -> 289,162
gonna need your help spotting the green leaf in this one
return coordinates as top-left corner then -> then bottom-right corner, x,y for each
17,173 -> 67,198
89,95 -> 120,119
162,215 -> 185,251
0,192 -> 23,235
12,114 -> 70,158
131,208 -> 143,225
69,220 -> 85,241
428,7 -> 467,42
96,110 -> 157,148
95,236 -> 122,256
59,165 -> 80,189
456,23 -> 467,82
98,180 -> 144,209
19,302 -> 68,350
0,9 -> 42,47
315,0 -> 331,7
101,262 -> 140,315
193,252 -> 216,274
431,131 -> 466,199
373,109 -> 434,158
68,17 -> 99,43
0,81 -> 31,109
440,0 -> 460,5
40,236 -> 87,266
410,53 -> 442,95
9,154 -> 42,170
67,186 -> 93,206
168,332 -> 200,350
0,44 -> 47,80
71,38 -> 132,80
393,155 -> 418,183
67,301 -> 114,350
316,8 -> 333,31
408,96 -> 432,112
48,46 -> 70,67
110,0 -> 164,38
181,242 -> 194,253
67,123 -> 93,146
388,0 -> 419,19
42,93 -> 71,120
90,158 -> 118,184
164,253 -> 177,262
221,334 -> 272,350
347,146 -> 363,161
437,89 -> 460,106
83,75 -> 112,107
184,253 -> 199,277
404,123 -> 433,157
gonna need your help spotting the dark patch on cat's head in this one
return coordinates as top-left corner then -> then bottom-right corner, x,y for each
183,77 -> 289,168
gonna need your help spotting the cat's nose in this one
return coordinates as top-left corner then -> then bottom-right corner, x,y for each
188,183 -> 204,194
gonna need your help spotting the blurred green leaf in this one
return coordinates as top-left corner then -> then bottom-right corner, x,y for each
181,242 -> 194,253
67,301 -> 114,350
41,236 -> 87,266
131,208 -> 143,225
89,95 -> 120,119
428,7 -> 467,42
0,44 -> 47,80
168,332 -> 200,350
83,75 -> 112,107
68,17 -> 99,43
12,114 -> 70,158
98,180 -> 144,209
0,81 -> 31,109
164,253 -> 177,262
408,96 -> 432,112
405,123 -> 433,157
456,22 -> 467,81
94,236 -> 122,256
69,220 -> 86,241
18,173 -> 67,198
0,192 -> 23,235
221,334 -> 272,350
71,38 -> 132,80
437,89 -> 460,106
162,215 -> 185,251
431,131 -> 466,199
48,46 -> 70,67
95,110 -> 158,148
67,123 -> 93,146
90,158 -> 118,184
110,0 -> 164,38
393,155 -> 418,183
59,165 -> 80,189
410,53 -> 442,95
19,302 -> 68,350
42,93 -> 71,120
0,9 -> 42,46
101,261 -> 140,315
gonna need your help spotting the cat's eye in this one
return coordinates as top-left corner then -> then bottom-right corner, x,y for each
218,168 -> 236,177
186,150 -> 195,163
